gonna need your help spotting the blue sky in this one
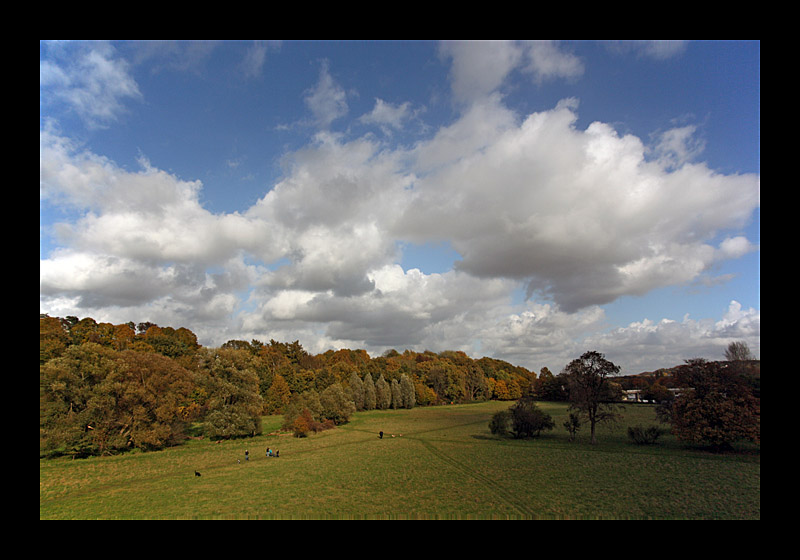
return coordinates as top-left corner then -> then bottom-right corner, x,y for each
40,40 -> 759,373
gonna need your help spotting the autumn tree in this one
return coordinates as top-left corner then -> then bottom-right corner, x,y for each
195,348 -> 264,439
668,359 -> 760,451
40,316 -> 70,363
40,343 -> 194,456
112,350 -> 196,450
562,351 -> 622,445
264,373 -> 292,414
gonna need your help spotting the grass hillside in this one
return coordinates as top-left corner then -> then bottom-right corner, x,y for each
39,401 -> 759,519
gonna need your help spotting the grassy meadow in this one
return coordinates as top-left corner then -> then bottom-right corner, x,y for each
39,401 -> 760,519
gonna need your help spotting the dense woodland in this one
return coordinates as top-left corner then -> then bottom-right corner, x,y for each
39,315 -> 760,457
40,315 -> 541,457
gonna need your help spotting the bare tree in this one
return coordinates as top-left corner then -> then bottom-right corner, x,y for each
725,341 -> 754,362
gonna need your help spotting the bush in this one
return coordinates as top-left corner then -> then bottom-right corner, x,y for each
510,399 -> 555,438
627,425 -> 663,445
563,412 -> 581,442
490,398 -> 555,439
489,410 -> 512,437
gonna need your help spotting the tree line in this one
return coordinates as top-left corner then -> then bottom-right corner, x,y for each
490,349 -> 760,451
40,315 -> 538,457
40,316 -> 759,457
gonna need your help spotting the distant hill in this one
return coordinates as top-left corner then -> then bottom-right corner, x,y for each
630,360 -> 760,379
616,360 -> 760,393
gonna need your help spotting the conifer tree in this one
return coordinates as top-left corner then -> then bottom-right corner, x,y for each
390,378 -> 402,409
264,373 -> 292,414
400,374 -> 416,408
363,373 -> 376,410
375,374 -> 391,410
348,370 -> 365,411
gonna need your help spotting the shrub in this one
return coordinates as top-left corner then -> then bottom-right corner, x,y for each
627,425 -> 663,445
292,409 -> 314,438
510,399 -> 555,438
489,398 -> 555,439
563,412 -> 581,442
489,410 -> 512,436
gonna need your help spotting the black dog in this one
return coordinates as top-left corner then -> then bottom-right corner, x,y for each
195,471 -> 201,477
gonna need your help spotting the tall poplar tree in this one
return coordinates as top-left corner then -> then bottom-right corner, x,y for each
348,370 -> 365,411
363,373 -> 376,410
375,374 -> 391,410
400,374 -> 416,408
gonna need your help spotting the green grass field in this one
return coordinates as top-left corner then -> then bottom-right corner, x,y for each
39,401 -> 760,519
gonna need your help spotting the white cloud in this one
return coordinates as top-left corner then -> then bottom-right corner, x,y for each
40,42 -> 759,373
651,125 -> 707,170
439,40 -> 524,104
522,40 -> 584,83
717,236 -> 758,260
583,300 -> 760,373
40,42 -> 141,129
304,60 -> 348,128
359,98 -> 414,133
439,40 -> 584,106
395,99 -> 760,312
604,40 -> 689,60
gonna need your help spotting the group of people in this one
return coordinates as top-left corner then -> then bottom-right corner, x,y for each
240,448 -> 279,463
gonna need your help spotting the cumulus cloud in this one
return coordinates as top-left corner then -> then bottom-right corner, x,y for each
396,98 -> 759,312
40,41 -> 759,373
584,300 -> 760,373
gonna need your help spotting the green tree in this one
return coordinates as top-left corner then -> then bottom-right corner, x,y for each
320,383 -> 356,425
390,378 -> 402,409
375,374 -> 391,410
363,373 -> 377,410
400,373 -> 416,408
40,343 -> 120,457
489,410 -> 512,437
534,367 -> 568,401
489,398 -> 554,439
563,351 -> 622,445
196,348 -> 264,439
347,370 -> 365,411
